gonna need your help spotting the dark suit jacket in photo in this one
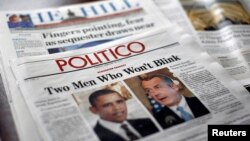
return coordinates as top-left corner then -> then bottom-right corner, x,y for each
153,97 -> 210,129
94,118 -> 159,141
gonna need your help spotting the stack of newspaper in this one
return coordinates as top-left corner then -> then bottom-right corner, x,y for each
1,0 -> 250,141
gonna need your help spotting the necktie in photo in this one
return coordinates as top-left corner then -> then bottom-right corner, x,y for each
121,124 -> 139,141
177,106 -> 193,121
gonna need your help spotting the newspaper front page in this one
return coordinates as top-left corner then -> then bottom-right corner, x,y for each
11,27 -> 250,141
0,0 -> 171,140
155,0 -> 250,90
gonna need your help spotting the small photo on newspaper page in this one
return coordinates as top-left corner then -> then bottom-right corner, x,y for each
72,82 -> 160,141
181,0 -> 250,31
124,67 -> 210,130
7,14 -> 34,29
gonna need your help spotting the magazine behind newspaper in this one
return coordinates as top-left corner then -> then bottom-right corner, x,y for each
11,26 -> 250,141
0,0 -> 171,140
154,0 -> 250,90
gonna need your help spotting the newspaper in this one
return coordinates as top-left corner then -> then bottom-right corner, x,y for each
0,0 -> 169,57
154,0 -> 250,90
0,0 -> 171,140
11,26 -> 250,141
153,0 -> 198,38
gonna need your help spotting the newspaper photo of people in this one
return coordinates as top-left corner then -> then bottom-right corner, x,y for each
72,82 -> 159,141
181,0 -> 250,31
7,14 -> 34,28
124,68 -> 210,130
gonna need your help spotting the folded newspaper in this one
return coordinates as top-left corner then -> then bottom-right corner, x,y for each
10,25 -> 250,141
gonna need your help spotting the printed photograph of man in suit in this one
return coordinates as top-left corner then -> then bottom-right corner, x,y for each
88,89 -> 159,141
140,74 -> 210,129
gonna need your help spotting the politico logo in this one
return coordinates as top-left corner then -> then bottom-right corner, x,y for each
55,42 -> 145,72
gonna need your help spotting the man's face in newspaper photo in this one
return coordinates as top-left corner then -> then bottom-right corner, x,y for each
89,92 -> 128,123
141,76 -> 181,107
9,15 -> 20,23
